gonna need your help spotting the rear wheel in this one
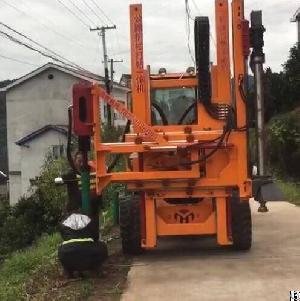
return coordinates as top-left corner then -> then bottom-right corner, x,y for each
119,194 -> 143,255
231,198 -> 252,251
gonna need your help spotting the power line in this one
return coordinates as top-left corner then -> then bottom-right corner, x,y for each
0,21 -> 85,71
0,30 -> 75,69
89,0 -> 115,26
1,0 -> 88,49
66,0 -> 96,27
18,0 -> 89,49
185,0 -> 195,21
185,0 -> 216,60
56,0 -> 90,28
185,0 -> 196,65
0,30 -> 88,72
80,0 -> 105,24
0,53 -> 39,66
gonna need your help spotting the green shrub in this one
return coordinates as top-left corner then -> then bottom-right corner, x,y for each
101,124 -> 124,143
0,214 -> 37,255
277,180 -> 300,206
267,108 -> 300,179
0,197 -> 10,228
100,123 -> 127,208
0,157 -> 68,256
0,124 -> 126,257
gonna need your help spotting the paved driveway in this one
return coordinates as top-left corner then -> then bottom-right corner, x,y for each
122,201 -> 300,301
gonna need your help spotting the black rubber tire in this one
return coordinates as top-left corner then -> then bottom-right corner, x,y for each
231,198 -> 252,251
119,194 -> 143,255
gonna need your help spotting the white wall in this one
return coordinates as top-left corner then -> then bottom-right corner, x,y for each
20,131 -> 67,200
0,182 -> 8,198
6,68 -> 73,173
100,87 -> 128,127
8,174 -> 22,205
7,68 -> 76,204
6,67 -> 128,204
112,88 -> 128,127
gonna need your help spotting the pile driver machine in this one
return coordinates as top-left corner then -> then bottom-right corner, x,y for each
68,0 -> 282,254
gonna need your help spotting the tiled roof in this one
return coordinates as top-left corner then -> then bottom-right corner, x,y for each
291,8 -> 300,22
0,62 -> 128,92
15,125 -> 69,146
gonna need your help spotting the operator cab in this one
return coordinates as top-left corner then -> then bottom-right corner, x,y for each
150,67 -> 198,126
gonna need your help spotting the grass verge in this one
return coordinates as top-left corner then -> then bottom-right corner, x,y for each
0,228 -> 130,301
0,233 -> 62,300
277,180 -> 300,206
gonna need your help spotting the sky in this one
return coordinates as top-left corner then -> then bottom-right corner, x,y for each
0,0 -> 299,82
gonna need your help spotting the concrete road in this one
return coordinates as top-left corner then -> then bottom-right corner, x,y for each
122,201 -> 300,301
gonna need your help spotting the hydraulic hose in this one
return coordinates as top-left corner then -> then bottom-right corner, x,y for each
238,74 -> 247,104
151,102 -> 168,125
177,102 -> 196,125
67,106 -> 78,174
179,108 -> 234,166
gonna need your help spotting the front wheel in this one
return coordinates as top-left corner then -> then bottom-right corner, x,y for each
119,194 -> 143,255
231,198 -> 252,251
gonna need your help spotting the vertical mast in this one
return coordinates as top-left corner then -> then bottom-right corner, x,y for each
215,0 -> 231,104
130,4 -> 147,123
250,11 -> 266,176
232,0 -> 247,128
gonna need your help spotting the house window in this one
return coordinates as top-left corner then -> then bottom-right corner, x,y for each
52,145 -> 65,159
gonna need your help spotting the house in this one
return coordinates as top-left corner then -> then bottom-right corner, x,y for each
0,63 -> 129,205
0,170 -> 8,198
0,80 -> 12,198
119,74 -> 131,88
291,7 -> 300,43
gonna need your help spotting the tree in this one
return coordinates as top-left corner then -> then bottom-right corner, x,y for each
0,156 -> 68,255
263,68 -> 289,121
283,44 -> 300,108
267,108 -> 300,179
262,44 -> 300,121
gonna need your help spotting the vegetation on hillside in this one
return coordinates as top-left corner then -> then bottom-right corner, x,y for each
264,44 -> 300,204
0,124 -> 128,299
264,44 -> 300,119
267,108 -> 300,179
0,157 -> 68,257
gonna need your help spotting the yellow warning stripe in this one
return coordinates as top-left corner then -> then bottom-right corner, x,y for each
62,238 -> 94,245
77,173 -> 96,190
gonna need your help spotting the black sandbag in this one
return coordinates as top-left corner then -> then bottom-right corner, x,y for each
58,240 -> 108,273
58,213 -> 108,274
59,222 -> 93,241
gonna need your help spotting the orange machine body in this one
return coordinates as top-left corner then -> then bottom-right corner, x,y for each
89,0 -> 251,249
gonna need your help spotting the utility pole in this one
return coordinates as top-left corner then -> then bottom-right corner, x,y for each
109,59 -> 123,90
90,25 -> 116,127
291,8 -> 300,44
